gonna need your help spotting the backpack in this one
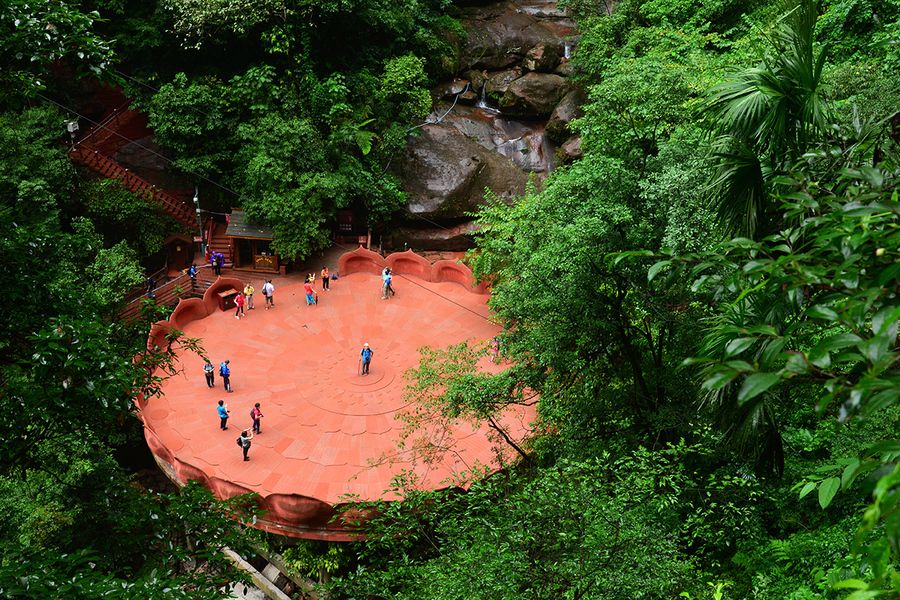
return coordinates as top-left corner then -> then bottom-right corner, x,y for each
236,437 -> 243,447
219,366 -> 225,376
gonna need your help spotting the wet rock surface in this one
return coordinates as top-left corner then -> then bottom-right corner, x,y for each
395,0 -> 581,230
392,123 -> 529,219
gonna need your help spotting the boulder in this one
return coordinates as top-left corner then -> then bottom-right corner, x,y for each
391,124 -> 529,218
459,10 -> 559,70
560,134 -> 583,161
431,79 -> 470,103
546,88 -> 586,142
554,58 -> 575,77
523,41 -> 561,72
485,68 -> 522,101
462,69 -> 488,92
392,221 -> 482,251
498,72 -> 570,117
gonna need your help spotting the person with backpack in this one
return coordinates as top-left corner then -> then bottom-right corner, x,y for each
203,361 -> 215,388
360,343 -> 374,375
217,399 -> 230,430
251,403 -> 263,434
238,430 -> 253,461
263,280 -> 275,309
385,269 -> 396,297
220,360 -> 232,392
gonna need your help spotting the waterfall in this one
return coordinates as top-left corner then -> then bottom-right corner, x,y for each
476,83 -> 499,113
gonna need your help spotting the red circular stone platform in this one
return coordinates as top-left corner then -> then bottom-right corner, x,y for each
139,251 -> 534,540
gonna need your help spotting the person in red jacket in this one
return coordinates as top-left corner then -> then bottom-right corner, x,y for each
235,291 -> 245,319
304,280 -> 316,306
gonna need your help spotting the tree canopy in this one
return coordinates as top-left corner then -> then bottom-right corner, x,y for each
3,0 -> 900,597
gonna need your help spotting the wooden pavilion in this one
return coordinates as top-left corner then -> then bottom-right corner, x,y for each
225,210 -> 282,273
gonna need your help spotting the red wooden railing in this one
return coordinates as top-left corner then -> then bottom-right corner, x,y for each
70,145 -> 198,232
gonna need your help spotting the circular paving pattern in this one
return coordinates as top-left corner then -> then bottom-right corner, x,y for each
140,263 -> 535,539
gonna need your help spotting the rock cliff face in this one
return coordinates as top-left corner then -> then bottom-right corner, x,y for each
392,0 -> 582,246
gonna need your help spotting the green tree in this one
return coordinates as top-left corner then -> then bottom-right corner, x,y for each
0,104 -> 265,597
468,158 -> 704,454
704,0 -> 833,237
650,147 -> 900,593
144,72 -> 236,178
0,0 -> 116,107
336,455 -> 700,600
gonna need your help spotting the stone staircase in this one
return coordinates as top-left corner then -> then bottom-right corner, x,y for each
70,145 -> 198,231
68,91 -> 199,232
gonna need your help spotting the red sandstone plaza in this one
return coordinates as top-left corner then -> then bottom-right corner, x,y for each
138,249 -> 535,540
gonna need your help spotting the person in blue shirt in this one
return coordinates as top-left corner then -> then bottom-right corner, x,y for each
220,360 -> 232,392
217,399 -> 230,430
360,343 -> 374,375
189,263 -> 198,287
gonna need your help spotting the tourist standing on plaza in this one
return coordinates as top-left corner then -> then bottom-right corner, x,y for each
217,399 -> 230,430
385,269 -> 396,297
220,360 -> 233,392
263,279 -> 275,309
321,266 -> 330,291
360,343 -> 374,375
244,282 -> 255,309
251,403 -> 264,434
239,430 -> 253,461
204,361 -> 215,388
304,280 -> 316,306
235,291 -> 245,318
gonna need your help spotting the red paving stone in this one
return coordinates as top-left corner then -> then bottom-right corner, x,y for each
140,256 -> 535,539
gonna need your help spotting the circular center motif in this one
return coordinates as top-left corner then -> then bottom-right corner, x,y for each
300,356 -> 399,416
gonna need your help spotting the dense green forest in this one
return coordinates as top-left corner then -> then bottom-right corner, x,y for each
2,0 -> 900,597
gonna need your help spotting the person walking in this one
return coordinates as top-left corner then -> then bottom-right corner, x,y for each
263,279 -> 275,309
490,337 -> 500,364
304,280 -> 316,306
239,430 -> 253,461
235,291 -> 245,319
250,402 -> 263,434
216,252 -> 224,275
381,269 -> 390,300
220,360 -> 233,392
321,266 -> 330,291
385,269 -> 396,297
204,361 -> 215,388
217,399 -> 230,430
244,282 -> 255,309
189,263 -> 198,288
360,343 -> 373,375
209,253 -> 217,275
